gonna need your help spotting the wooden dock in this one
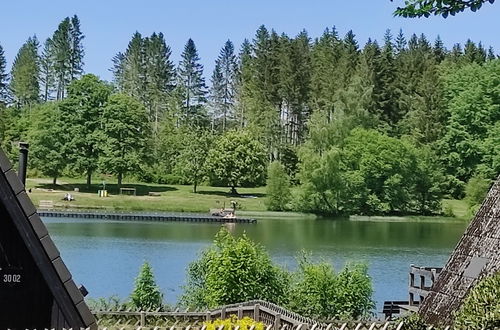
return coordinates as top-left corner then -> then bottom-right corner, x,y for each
37,210 -> 257,224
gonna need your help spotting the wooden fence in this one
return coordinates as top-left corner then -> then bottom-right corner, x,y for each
90,299 -> 453,329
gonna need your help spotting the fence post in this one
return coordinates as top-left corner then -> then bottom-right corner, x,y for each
409,264 -> 415,306
254,304 -> 260,322
274,314 -> 281,330
140,311 -> 146,327
238,305 -> 243,319
206,312 -> 212,322
221,307 -> 226,320
420,270 -> 426,303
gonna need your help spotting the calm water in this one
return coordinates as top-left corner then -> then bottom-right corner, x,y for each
42,216 -> 467,314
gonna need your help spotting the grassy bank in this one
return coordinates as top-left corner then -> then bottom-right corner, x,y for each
27,177 -> 270,213
26,177 -> 469,219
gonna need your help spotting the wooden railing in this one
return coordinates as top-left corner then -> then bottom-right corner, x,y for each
408,265 -> 442,306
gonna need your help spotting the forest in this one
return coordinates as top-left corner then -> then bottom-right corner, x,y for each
0,16 -> 498,216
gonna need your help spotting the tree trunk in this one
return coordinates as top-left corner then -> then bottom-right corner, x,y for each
230,186 -> 238,195
86,170 -> 92,190
193,181 -> 197,194
52,177 -> 57,186
117,172 -> 123,191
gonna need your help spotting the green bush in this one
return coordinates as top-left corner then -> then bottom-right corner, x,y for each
266,161 -> 291,211
400,313 -> 428,330
454,272 -> 500,329
287,255 -> 374,320
130,261 -> 164,310
181,227 -> 289,309
465,175 -> 491,214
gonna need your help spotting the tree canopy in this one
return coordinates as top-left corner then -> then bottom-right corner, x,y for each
392,0 -> 495,18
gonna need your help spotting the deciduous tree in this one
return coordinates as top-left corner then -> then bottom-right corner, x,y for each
205,130 -> 267,194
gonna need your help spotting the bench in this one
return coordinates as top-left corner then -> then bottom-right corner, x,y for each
148,192 -> 161,197
119,188 -> 136,196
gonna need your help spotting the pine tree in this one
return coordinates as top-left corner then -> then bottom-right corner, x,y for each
110,52 -> 125,90
450,43 -> 463,63
69,15 -> 85,80
121,32 -> 146,100
50,16 -> 85,100
210,40 -> 238,132
433,35 -> 447,62
130,262 -> 164,310
39,38 -> 55,101
395,29 -> 407,54
0,43 -> 9,104
144,32 -> 175,133
177,38 -> 207,125
278,31 -> 311,145
51,17 -> 72,100
487,47 -> 496,60
235,38 -> 252,128
10,36 -> 40,107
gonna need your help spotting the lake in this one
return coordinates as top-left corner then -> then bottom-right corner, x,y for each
42,215 -> 468,315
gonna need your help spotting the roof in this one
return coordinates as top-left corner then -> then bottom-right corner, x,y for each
419,175 -> 500,325
0,148 -> 96,329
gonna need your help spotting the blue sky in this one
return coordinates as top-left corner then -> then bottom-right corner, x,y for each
1,0 -> 499,82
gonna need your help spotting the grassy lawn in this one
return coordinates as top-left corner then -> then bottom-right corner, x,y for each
26,177 -> 269,213
26,176 -> 470,219
442,198 -> 470,219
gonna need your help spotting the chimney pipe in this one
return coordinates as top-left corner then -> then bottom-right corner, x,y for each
18,142 -> 29,186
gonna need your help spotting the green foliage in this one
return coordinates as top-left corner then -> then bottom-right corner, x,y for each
400,313 -> 428,330
0,43 -> 9,104
50,16 -> 85,100
287,256 -> 374,320
173,128 -> 213,192
10,36 -> 40,107
178,38 -> 207,125
454,272 -> 500,329
204,316 -> 264,330
464,175 -> 491,213
99,93 -> 150,189
439,61 -> 500,189
27,102 -> 66,183
113,31 -> 175,133
60,74 -> 112,187
393,0 -> 495,18
297,128 -> 443,215
205,130 -> 267,193
266,161 -> 291,211
181,227 -> 289,309
130,262 -> 164,310
210,40 -> 238,132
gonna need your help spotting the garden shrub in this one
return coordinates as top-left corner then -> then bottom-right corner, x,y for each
130,261 -> 164,310
454,272 -> 500,329
204,315 -> 264,330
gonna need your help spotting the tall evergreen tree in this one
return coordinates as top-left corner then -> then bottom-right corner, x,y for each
51,17 -> 72,100
50,15 -> 85,100
121,32 -> 146,100
235,38 -> 252,128
433,35 -> 447,62
395,29 -> 407,54
0,43 -> 9,104
487,47 -> 496,60
69,15 -> 85,80
210,40 -> 238,132
10,36 -> 40,107
144,32 -> 175,133
39,38 -> 55,101
177,38 -> 207,125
